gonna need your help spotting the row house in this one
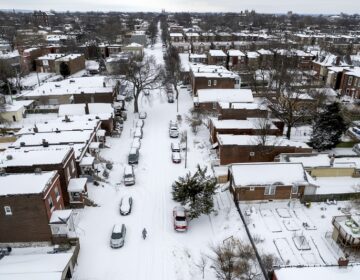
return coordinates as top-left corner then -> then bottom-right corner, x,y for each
0,171 -> 64,243
54,54 -> 85,76
194,88 -> 253,110
216,134 -> 312,165
200,32 -> 216,42
212,41 -> 233,52
311,54 -> 349,82
21,47 -> 48,73
217,102 -> 269,120
171,42 -> 191,53
169,33 -> 185,43
189,64 -> 240,95
185,32 -> 200,42
35,53 -> 66,73
227,49 -> 246,70
20,76 -> 116,105
208,49 -> 227,67
0,147 -> 80,207
229,162 -> 318,201
192,42 -> 211,54
209,118 -> 283,143
189,53 -> 207,64
339,68 -> 360,99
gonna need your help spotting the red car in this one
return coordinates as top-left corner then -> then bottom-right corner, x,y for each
173,206 -> 188,232
171,152 -> 181,163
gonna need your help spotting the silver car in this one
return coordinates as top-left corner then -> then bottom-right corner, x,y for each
120,195 -> 133,216
110,224 -> 126,248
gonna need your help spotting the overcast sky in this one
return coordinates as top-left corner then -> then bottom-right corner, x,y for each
1,0 -> 359,14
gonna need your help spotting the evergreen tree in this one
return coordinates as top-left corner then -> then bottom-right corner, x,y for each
172,165 -> 217,220
309,102 -> 347,151
59,62 -> 70,78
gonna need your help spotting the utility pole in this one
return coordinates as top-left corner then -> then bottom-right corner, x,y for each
184,130 -> 188,169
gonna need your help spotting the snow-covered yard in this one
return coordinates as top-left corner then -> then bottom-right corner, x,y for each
72,31 -> 251,280
240,200 -> 360,267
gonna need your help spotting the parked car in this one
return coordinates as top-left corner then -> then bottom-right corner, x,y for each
139,112 -> 147,119
131,138 -> 141,150
172,152 -> 181,163
134,127 -> 143,139
136,119 -> 144,128
120,195 -> 133,216
110,224 -> 126,248
167,93 -> 174,103
171,142 -> 181,152
173,206 -> 188,232
169,126 -> 179,138
123,165 -> 135,186
128,147 -> 139,164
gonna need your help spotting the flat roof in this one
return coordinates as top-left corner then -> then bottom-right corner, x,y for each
0,147 -> 71,167
0,252 -> 72,279
196,89 -> 253,103
211,118 -> 277,130
230,162 -> 308,186
0,171 -> 57,196
217,134 -> 310,148
274,265 -> 360,280
14,130 -> 93,146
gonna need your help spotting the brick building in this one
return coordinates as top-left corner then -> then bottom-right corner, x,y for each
216,134 -> 312,165
0,171 -> 64,243
229,162 -> 318,201
217,102 -> 268,120
55,54 -> 85,76
339,67 -> 360,99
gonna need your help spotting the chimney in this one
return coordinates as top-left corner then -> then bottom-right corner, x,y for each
42,139 -> 49,147
33,124 -> 38,133
85,103 -> 90,115
103,81 -> 106,87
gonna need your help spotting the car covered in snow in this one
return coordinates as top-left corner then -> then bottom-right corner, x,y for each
131,138 -> 141,150
134,127 -> 143,139
169,121 -> 179,138
171,152 -> 181,163
171,142 -> 181,152
173,206 -> 188,232
139,112 -> 147,119
110,224 -> 126,248
120,195 -> 133,215
136,119 -> 144,128
123,165 -> 135,186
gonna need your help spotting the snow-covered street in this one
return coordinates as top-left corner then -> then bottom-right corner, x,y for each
73,30 -> 247,280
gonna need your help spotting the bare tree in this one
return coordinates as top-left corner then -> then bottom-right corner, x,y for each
123,56 -> 164,113
195,253 -> 208,279
0,60 -> 15,96
209,239 -> 257,280
164,46 -> 181,99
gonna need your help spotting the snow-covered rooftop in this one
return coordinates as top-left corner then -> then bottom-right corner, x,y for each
217,134 -> 310,148
14,130 -> 93,147
68,178 -> 87,192
281,153 -> 331,168
196,89 -> 253,103
218,102 -> 266,110
0,252 -> 72,280
274,265 -> 360,280
209,49 -> 226,57
58,103 -> 114,117
37,53 -> 65,60
230,162 -> 309,186
0,147 -> 71,167
246,51 -> 260,58
315,176 -> 360,194
55,54 -> 83,62
190,63 -> 239,79
228,49 -> 245,57
0,171 -> 57,196
211,118 -> 277,130
23,76 -> 114,98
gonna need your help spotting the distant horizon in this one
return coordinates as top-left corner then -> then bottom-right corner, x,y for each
0,8 -> 355,16
0,0 -> 359,15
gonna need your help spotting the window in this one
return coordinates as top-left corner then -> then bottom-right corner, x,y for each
48,197 -> 54,211
212,102 -> 217,109
70,160 -> 75,172
213,80 -> 217,86
66,166 -> 71,181
348,76 -> 353,86
249,152 -> 255,157
208,80 -> 211,87
249,186 -> 255,191
55,187 -> 60,201
292,185 -> 299,194
264,186 -> 276,195
4,206 -> 12,215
